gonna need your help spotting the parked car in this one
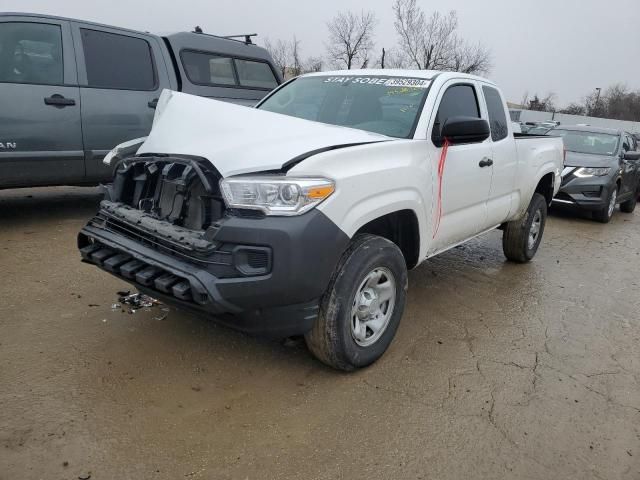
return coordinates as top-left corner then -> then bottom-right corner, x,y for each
0,13 -> 281,189
550,125 -> 640,222
78,70 -> 564,370
526,125 -> 552,135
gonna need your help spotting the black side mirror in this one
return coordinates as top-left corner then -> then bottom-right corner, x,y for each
440,116 -> 490,145
623,151 -> 640,161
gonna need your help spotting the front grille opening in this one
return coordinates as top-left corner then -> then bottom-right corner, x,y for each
112,156 -> 225,231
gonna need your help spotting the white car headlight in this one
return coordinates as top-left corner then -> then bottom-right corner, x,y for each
574,167 -> 610,178
220,176 -> 335,216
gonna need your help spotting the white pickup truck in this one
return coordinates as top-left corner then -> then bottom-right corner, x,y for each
79,70 -> 564,370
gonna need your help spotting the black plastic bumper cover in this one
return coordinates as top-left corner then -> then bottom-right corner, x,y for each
554,174 -> 615,211
78,209 -> 350,338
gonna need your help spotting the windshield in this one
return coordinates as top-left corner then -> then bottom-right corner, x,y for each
257,75 -> 432,138
551,129 -> 619,156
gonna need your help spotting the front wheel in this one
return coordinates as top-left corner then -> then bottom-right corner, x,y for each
593,186 -> 617,223
620,185 -> 638,213
502,193 -> 548,263
304,234 -> 408,371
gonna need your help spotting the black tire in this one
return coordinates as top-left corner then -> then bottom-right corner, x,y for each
502,193 -> 547,263
593,186 -> 617,223
304,234 -> 408,371
620,186 -> 638,213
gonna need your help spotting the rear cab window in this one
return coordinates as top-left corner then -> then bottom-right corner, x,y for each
482,85 -> 509,141
80,28 -> 156,90
180,49 -> 278,90
0,22 -> 63,85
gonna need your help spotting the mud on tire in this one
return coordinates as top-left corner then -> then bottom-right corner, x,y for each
502,192 -> 547,263
304,234 -> 408,371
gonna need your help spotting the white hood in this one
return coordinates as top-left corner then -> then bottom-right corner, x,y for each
137,90 -> 391,177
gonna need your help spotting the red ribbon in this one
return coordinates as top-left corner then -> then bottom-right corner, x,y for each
432,137 -> 450,239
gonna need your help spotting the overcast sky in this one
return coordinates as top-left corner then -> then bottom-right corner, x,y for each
5,0 -> 640,105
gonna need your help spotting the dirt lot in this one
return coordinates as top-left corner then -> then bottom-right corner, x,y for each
1,186 -> 639,480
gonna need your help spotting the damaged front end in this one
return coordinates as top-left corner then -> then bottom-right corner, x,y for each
78,155 -> 349,337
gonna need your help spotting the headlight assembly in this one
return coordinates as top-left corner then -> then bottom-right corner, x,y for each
574,167 -> 610,178
220,176 -> 335,216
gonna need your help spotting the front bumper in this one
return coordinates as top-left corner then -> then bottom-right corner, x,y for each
552,169 -> 615,211
78,205 -> 349,338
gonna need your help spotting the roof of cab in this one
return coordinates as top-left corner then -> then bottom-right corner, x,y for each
1,12 -> 273,61
302,69 -> 496,85
1,12 -> 151,36
164,32 -> 273,62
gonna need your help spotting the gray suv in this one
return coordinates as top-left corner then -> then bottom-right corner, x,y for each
0,13 -> 282,189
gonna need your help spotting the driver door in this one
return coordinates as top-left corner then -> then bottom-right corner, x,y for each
427,81 -> 493,254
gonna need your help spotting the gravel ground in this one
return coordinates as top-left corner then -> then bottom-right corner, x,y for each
1,186 -> 639,480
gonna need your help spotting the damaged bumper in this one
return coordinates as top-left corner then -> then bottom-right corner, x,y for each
79,201 -> 348,338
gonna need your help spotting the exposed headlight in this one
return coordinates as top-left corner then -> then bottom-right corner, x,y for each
220,176 -> 335,216
574,167 -> 610,178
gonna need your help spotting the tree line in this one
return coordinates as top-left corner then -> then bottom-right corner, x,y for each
263,0 -> 491,78
522,85 -> 640,122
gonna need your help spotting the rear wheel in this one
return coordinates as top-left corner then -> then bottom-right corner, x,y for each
502,193 -> 547,263
593,186 -> 617,223
304,234 -> 408,371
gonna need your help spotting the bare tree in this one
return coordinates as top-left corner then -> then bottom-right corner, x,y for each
392,0 -> 490,74
264,38 -> 290,78
526,93 -> 556,112
290,36 -> 302,77
450,41 -> 491,74
264,36 -> 303,79
326,10 -> 377,69
303,56 -> 324,73
558,103 -> 586,116
376,47 -> 408,69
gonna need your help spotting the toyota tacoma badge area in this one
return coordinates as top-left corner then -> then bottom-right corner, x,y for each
79,70 -> 564,370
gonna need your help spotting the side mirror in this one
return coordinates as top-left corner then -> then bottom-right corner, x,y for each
440,116 -> 490,145
623,151 -> 640,161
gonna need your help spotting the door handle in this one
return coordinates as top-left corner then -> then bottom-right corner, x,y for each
44,94 -> 76,107
148,98 -> 159,109
479,157 -> 494,168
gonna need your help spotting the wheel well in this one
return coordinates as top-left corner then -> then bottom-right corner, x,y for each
535,173 -> 555,205
354,210 -> 420,269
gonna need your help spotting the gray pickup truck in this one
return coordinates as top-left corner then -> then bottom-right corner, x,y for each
0,13 -> 281,189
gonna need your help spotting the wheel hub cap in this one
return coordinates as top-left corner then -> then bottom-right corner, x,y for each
608,189 -> 617,217
351,267 -> 396,347
528,209 -> 542,250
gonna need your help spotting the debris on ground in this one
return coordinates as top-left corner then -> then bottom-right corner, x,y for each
117,291 -> 163,313
153,312 -> 169,321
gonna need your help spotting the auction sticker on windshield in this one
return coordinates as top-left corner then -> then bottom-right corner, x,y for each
322,76 -> 431,88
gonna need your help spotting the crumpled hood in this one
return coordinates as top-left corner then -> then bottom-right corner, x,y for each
564,151 -> 617,168
137,90 -> 391,177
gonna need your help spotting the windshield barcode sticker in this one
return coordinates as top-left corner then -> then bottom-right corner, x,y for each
383,78 -> 430,88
